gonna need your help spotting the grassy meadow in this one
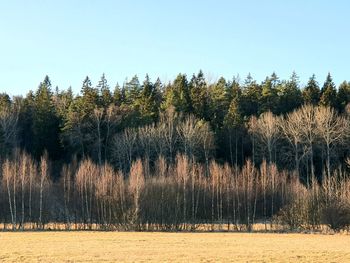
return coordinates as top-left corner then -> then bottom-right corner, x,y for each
0,232 -> 349,262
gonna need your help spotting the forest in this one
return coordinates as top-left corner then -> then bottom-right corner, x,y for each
1,71 -> 350,231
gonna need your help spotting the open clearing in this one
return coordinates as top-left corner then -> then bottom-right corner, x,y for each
0,232 -> 349,262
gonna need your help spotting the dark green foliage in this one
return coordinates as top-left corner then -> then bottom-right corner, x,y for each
189,70 -> 209,120
124,75 -> 141,106
320,73 -> 337,107
163,73 -> 192,113
260,75 -> 279,114
208,77 -> 230,130
138,75 -> 161,124
277,72 -> 303,114
0,71 -> 346,175
97,73 -> 113,107
240,74 -> 261,116
337,81 -> 350,112
80,76 -> 99,115
302,74 -> 320,105
32,76 -> 62,159
19,91 -> 36,153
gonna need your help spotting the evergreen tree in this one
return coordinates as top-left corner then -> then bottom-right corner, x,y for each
277,72 -> 302,114
209,77 -> 230,130
113,83 -> 124,106
163,73 -> 192,113
337,81 -> 350,112
320,73 -> 337,107
80,76 -> 99,114
260,74 -> 279,114
240,73 -> 261,117
0,93 -> 12,155
225,96 -> 243,128
32,76 -> 61,159
224,92 -> 244,167
124,75 -> 141,106
62,77 -> 99,158
18,91 -> 35,153
139,75 -> 160,123
97,73 -> 113,107
189,70 -> 209,120
302,74 -> 320,105
153,77 -> 164,107
54,86 -> 74,120
0,93 -> 11,110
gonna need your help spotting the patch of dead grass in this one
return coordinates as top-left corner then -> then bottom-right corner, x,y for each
0,232 -> 349,262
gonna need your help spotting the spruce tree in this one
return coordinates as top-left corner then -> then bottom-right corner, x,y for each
260,75 -> 278,114
189,70 -> 209,120
209,77 -> 230,130
320,73 -> 337,107
302,74 -> 320,105
97,73 -> 113,107
277,72 -> 302,114
240,73 -> 261,117
139,75 -> 160,123
163,73 -> 191,113
32,76 -> 61,159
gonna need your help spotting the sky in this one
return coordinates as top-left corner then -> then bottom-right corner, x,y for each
0,0 -> 349,96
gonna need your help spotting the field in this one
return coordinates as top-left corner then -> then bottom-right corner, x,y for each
0,232 -> 349,262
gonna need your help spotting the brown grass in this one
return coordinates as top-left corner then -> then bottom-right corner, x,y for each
0,232 -> 349,262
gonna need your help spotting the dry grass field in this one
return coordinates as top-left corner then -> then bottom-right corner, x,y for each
0,232 -> 349,262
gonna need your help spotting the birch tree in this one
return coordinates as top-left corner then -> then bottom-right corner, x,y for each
128,159 -> 145,228
252,111 -> 280,163
39,152 -> 49,229
315,106 -> 347,181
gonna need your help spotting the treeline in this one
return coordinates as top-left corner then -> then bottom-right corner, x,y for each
1,152 -> 350,232
1,71 -> 350,231
1,71 -> 350,173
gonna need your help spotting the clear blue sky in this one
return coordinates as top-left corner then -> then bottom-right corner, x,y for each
0,0 -> 349,96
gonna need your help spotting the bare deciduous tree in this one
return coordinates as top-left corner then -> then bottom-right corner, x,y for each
128,159 -> 145,228
297,105 -> 317,181
315,106 -> 347,182
2,159 -> 16,229
280,109 -> 305,175
39,151 -> 49,229
159,106 -> 178,161
251,111 -> 280,163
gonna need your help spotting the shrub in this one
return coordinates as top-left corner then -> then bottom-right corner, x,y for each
321,199 -> 350,232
